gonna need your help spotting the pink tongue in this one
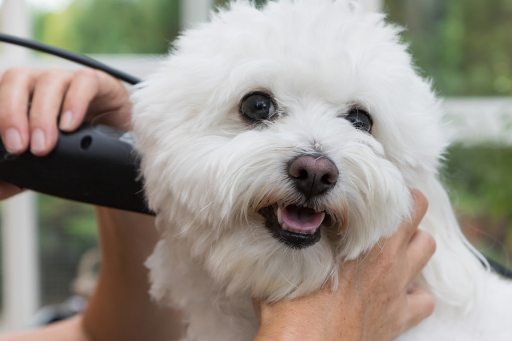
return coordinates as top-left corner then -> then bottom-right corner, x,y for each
281,205 -> 323,231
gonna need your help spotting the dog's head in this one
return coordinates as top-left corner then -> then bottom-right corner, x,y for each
133,0 -> 447,300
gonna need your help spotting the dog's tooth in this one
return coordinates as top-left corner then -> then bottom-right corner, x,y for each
319,212 -> 326,225
277,207 -> 283,225
282,222 -> 290,232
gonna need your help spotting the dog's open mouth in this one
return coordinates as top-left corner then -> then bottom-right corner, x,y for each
259,204 -> 327,248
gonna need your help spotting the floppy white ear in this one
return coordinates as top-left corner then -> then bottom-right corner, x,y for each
416,176 -> 488,313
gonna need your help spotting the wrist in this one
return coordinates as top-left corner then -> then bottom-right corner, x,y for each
256,300 -> 330,341
255,291 -> 364,341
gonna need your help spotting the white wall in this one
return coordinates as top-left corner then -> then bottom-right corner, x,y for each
0,0 -> 40,333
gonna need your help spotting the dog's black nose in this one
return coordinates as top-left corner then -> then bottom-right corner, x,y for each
288,155 -> 338,197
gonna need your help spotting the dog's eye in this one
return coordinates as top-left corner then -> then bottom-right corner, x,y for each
346,109 -> 372,133
240,92 -> 276,121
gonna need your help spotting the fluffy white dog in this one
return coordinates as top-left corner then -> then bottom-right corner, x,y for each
131,0 -> 512,340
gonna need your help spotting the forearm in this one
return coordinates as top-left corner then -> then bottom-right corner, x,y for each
0,316 -> 89,341
82,207 -> 184,341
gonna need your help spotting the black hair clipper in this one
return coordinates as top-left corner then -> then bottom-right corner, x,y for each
0,123 -> 153,215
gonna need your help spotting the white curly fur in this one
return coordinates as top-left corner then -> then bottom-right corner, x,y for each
131,1 -> 512,340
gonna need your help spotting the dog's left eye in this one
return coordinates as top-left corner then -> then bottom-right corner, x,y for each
345,109 -> 373,133
240,92 -> 276,121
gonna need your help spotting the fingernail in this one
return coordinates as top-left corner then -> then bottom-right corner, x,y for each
31,129 -> 46,154
59,110 -> 73,131
3,128 -> 23,153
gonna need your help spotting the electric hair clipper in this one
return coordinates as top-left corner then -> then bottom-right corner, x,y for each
0,123 -> 153,215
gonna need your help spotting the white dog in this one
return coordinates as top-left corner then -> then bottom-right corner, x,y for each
131,1 -> 512,340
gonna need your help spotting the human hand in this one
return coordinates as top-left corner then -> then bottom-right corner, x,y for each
254,189 -> 435,341
0,67 -> 132,200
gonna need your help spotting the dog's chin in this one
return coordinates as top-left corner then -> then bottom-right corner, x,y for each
258,204 -> 331,249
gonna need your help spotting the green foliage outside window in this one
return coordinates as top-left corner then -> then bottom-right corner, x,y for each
442,145 -> 512,264
386,0 -> 512,96
34,0 -> 180,54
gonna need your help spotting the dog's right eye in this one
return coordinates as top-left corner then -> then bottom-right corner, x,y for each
240,92 -> 276,121
345,108 -> 373,133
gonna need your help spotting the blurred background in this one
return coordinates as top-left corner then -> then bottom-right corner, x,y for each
0,0 -> 511,333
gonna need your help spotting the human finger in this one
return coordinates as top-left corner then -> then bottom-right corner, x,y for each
0,68 -> 41,154
62,69 -> 132,130
392,189 -> 429,248
406,230 -> 436,282
29,69 -> 73,156
252,298 -> 262,323
59,68 -> 101,132
86,70 -> 132,130
404,285 -> 435,331
409,190 -> 429,231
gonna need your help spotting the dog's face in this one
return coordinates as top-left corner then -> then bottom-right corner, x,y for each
133,0 -> 447,300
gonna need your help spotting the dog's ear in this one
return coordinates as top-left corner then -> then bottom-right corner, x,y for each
417,176 -> 488,313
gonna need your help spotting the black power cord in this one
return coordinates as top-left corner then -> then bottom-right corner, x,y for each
0,33 -> 141,85
486,258 -> 512,278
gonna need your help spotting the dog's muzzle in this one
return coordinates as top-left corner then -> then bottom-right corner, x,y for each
258,154 -> 338,248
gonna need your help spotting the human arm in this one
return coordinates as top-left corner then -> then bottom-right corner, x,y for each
82,207 -> 185,341
0,209 -> 185,341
